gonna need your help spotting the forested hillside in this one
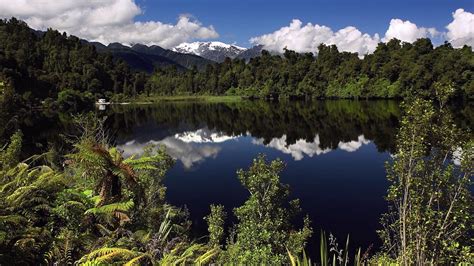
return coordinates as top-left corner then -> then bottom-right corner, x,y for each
146,40 -> 473,99
0,18 -> 142,109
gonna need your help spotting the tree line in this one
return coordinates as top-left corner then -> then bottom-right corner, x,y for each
145,40 -> 473,100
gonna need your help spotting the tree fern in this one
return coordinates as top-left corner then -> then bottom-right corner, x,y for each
85,200 -> 134,215
85,200 -> 134,226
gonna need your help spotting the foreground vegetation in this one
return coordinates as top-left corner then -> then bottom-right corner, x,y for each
0,92 -> 472,265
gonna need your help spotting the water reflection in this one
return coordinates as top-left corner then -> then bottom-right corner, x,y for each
107,100 -> 400,167
175,128 -> 240,143
119,129 -> 373,168
252,134 -> 331,160
107,100 -> 403,153
252,134 -> 370,160
119,137 -> 222,170
119,128 -> 373,167
117,127 -> 243,169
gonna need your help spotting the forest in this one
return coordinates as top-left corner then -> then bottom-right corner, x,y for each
146,41 -> 473,100
0,17 -> 473,111
0,18 -> 143,109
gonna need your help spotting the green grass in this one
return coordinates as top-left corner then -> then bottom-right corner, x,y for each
130,95 -> 244,103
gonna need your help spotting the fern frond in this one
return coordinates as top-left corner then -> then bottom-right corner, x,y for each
58,200 -> 87,209
6,185 -> 37,203
123,156 -> 159,169
85,200 -> 134,215
95,224 -> 112,236
78,247 -> 147,266
123,254 -> 150,266
81,247 -> 134,260
0,214 -> 27,225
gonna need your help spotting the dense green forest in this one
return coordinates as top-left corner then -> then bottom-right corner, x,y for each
145,40 -> 473,100
1,17 -> 473,111
0,18 -> 144,109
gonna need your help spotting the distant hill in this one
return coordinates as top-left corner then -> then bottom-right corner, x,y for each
236,45 -> 265,61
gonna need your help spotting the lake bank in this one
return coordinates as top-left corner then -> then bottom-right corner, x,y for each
127,95 -> 244,103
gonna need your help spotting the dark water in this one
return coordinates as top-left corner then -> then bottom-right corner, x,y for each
107,100 -> 400,251
3,100 -> 471,253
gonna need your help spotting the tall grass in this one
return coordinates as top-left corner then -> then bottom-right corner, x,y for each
288,231 -> 364,266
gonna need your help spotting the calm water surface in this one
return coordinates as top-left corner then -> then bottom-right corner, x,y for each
4,99 -> 471,253
107,100 -> 400,251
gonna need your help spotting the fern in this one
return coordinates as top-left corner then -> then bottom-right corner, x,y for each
0,214 -> 27,226
44,230 -> 75,266
78,247 -> 150,266
123,254 -> 150,266
85,200 -> 134,226
85,200 -> 134,215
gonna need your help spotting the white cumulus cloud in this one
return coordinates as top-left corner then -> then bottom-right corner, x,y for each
250,19 -> 380,56
250,9 -> 474,56
446,8 -> 474,48
383,18 -> 438,43
0,0 -> 218,48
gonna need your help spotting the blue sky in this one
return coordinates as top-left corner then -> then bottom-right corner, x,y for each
0,0 -> 472,54
134,0 -> 473,46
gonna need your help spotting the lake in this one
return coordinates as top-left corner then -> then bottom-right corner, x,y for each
7,99 -> 470,253
105,99 -> 400,252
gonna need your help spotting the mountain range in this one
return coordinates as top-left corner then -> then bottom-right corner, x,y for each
173,41 -> 246,62
88,40 -> 264,72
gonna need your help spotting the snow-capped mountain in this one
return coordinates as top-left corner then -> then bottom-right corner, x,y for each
173,41 -> 247,62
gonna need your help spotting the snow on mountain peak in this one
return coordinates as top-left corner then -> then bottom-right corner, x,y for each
172,41 -> 247,62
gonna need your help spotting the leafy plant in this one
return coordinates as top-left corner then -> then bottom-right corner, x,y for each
220,155 -> 312,265
379,98 -> 473,264
205,204 -> 226,247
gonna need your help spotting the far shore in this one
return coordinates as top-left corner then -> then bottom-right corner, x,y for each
124,95 -> 244,104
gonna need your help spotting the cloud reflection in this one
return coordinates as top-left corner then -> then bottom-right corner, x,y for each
118,128 -> 239,169
252,134 -> 331,160
118,127 -> 372,166
337,135 -> 370,152
253,134 -> 370,160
